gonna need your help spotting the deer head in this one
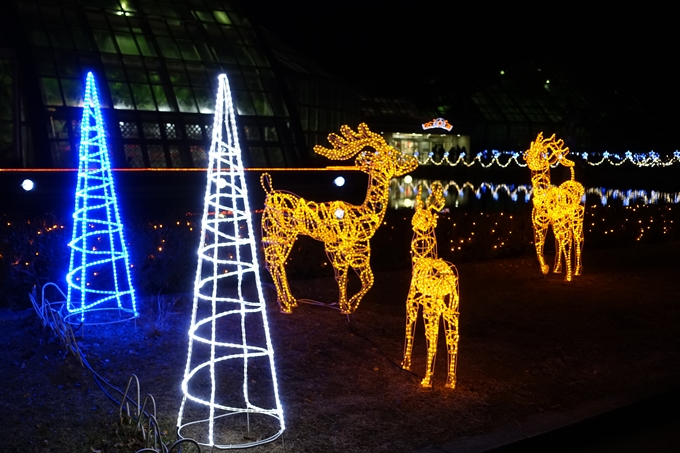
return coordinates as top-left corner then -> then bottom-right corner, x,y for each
524,132 -> 573,171
412,182 -> 445,233
314,123 -> 418,178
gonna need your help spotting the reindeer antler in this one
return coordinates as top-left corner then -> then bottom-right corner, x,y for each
314,123 -> 389,161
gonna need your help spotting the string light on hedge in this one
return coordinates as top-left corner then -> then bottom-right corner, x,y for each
177,74 -> 284,449
65,71 -> 138,324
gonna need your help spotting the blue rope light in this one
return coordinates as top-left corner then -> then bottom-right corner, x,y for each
66,71 -> 138,324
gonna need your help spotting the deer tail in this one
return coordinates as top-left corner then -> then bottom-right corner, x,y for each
260,172 -> 274,194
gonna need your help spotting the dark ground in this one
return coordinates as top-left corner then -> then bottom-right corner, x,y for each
2,241 -> 680,452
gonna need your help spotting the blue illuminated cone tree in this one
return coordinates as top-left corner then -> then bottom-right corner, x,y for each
66,71 -> 138,324
177,74 -> 284,448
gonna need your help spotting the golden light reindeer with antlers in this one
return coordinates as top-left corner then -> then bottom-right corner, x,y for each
402,182 -> 460,388
261,123 -> 418,314
524,133 -> 585,281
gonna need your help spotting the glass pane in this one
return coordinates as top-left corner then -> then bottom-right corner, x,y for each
0,124 -> 14,164
56,56 -> 80,77
108,82 -> 134,109
61,78 -> 84,107
145,59 -> 162,82
174,86 -> 198,112
232,46 -> 255,66
268,93 -> 288,117
157,37 -> 181,59
263,126 -> 278,142
194,42 -> 216,62
167,61 -> 188,83
244,125 -> 260,141
119,121 -> 139,138
71,28 -> 93,51
185,124 -> 203,140
169,145 -> 182,167
125,144 -> 145,167
165,123 -> 178,139
194,10 -> 214,22
50,141 -> 72,168
248,47 -> 269,67
250,91 -> 273,116
93,30 -> 119,53
147,145 -> 167,167
40,78 -> 63,106
132,35 -> 156,57
190,145 -> 208,168
152,85 -> 173,111
176,40 -> 201,61
233,91 -> 255,115
149,18 -> 170,35
130,84 -> 156,110
30,28 -> 50,47
115,33 -> 140,55
212,44 -> 236,64
47,118 -> 69,139
248,146 -> 266,167
193,87 -> 214,114
168,22 -> 189,38
142,123 -> 162,139
140,2 -> 162,15
47,26 -> 74,49
242,69 -> 263,90
268,147 -> 284,166
213,11 -> 232,24
186,64 -> 208,86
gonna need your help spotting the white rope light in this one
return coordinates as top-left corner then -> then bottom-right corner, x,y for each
177,74 -> 284,449
394,179 -> 680,207
65,71 -> 137,324
414,150 -> 680,168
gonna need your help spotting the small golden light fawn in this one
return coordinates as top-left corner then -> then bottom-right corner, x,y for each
524,132 -> 585,281
402,182 -> 460,389
260,123 -> 418,314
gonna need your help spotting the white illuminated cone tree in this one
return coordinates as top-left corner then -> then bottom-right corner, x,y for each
66,71 -> 138,324
177,74 -> 284,448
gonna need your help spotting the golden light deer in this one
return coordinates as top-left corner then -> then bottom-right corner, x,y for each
524,133 -> 585,281
402,182 -> 460,388
260,123 -> 418,314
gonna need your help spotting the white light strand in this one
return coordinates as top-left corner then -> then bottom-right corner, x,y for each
177,74 -> 284,449
394,179 -> 680,207
414,150 -> 680,168
65,71 -> 137,324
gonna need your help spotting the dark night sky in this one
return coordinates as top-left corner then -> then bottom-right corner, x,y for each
246,3 -> 679,125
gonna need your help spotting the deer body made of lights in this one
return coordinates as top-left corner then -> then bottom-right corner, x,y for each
261,123 -> 418,314
524,133 -> 585,281
402,182 -> 459,388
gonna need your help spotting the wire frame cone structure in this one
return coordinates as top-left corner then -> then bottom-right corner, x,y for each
65,71 -> 138,325
177,74 -> 284,449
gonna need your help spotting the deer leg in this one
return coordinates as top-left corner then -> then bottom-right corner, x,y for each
532,208 -> 550,274
342,243 -> 373,314
420,302 -> 440,388
261,211 -> 298,312
574,207 -> 585,276
443,304 -> 460,389
402,282 -> 420,372
562,232 -> 574,282
553,229 -> 563,274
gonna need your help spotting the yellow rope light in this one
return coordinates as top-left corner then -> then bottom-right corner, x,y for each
261,123 -> 419,314
402,182 -> 460,388
524,133 -> 585,281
